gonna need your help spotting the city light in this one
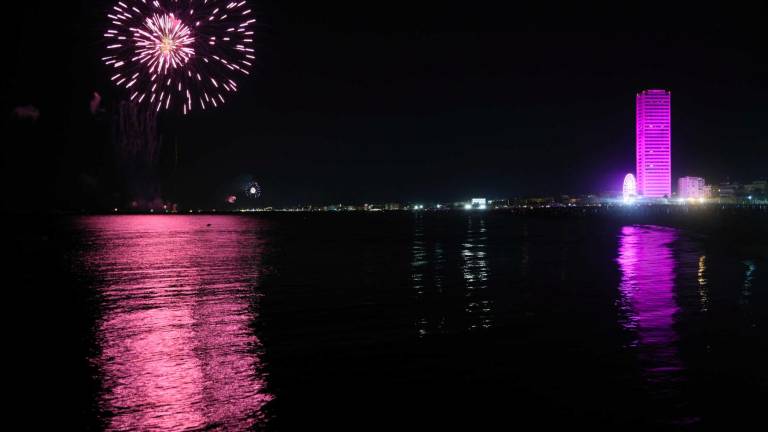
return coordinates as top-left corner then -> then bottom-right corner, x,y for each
471,198 -> 487,210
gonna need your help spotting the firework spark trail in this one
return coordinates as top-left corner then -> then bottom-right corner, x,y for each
103,0 -> 255,114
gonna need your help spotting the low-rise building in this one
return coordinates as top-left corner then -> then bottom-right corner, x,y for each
678,176 -> 706,199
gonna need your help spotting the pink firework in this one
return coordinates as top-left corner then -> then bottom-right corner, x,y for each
103,0 -> 256,115
136,14 -> 195,75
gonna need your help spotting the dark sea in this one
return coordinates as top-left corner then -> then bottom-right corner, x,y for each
8,210 -> 768,430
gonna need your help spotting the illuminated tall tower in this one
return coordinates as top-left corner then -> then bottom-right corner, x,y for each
636,89 -> 671,197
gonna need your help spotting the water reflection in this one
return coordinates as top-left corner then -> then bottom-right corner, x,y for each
697,256 -> 709,312
79,216 -> 272,431
741,260 -> 756,305
616,225 -> 684,386
463,218 -> 492,330
411,217 -> 446,337
410,216 -> 494,336
520,224 -> 529,278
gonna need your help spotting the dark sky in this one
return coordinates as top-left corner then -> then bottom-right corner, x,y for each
4,1 -> 767,208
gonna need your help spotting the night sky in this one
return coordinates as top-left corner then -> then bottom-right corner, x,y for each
4,1 -> 767,209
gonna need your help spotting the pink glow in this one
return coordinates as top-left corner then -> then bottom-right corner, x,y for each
636,90 -> 671,198
617,225 -> 683,384
81,216 -> 272,431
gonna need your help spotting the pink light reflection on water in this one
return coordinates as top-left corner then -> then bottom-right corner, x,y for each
614,224 -> 708,429
617,225 -> 702,424
617,225 -> 683,384
81,216 -> 272,431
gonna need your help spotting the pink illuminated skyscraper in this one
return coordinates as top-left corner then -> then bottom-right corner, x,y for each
636,89 -> 672,197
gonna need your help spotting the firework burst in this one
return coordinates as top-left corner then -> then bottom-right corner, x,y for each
103,0 -> 255,115
245,181 -> 261,198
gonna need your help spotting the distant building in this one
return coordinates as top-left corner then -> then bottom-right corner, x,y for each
636,89 -> 672,197
520,197 -> 555,207
745,180 -> 767,194
469,198 -> 487,210
716,182 -> 739,198
488,199 -> 510,209
678,176 -> 706,199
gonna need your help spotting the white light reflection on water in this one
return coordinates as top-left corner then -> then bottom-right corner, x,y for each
411,216 -> 446,337
463,217 -> 492,330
